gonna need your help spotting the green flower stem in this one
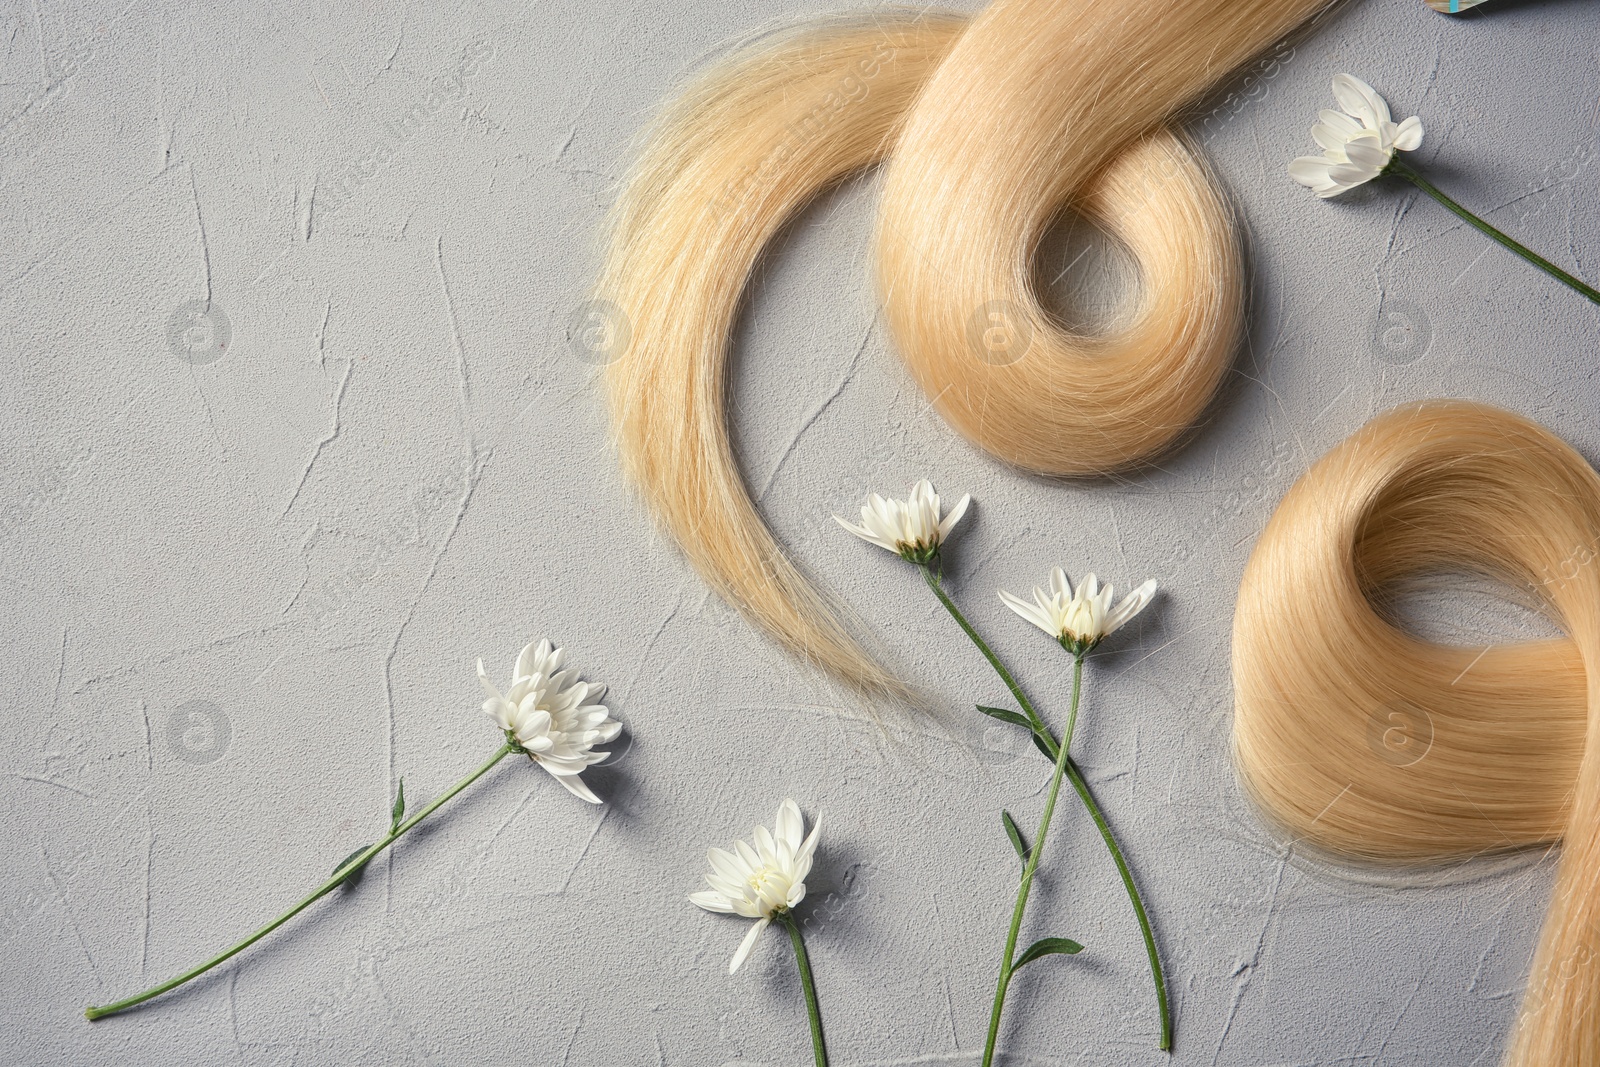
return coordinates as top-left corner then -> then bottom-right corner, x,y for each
922,566 -> 1048,737
85,743 -> 517,1022
1058,758 -> 1171,1051
778,910 -> 830,1067
980,654 -> 1083,1067
922,563 -> 1171,1051
1388,158 -> 1600,307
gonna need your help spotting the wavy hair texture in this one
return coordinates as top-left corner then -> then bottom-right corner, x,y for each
599,0 -> 1329,693
1233,401 -> 1600,1065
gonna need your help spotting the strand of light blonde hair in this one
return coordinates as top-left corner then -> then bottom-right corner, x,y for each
1233,400 -> 1600,1066
875,0 -> 1329,472
599,15 -> 967,699
599,0 -> 1328,693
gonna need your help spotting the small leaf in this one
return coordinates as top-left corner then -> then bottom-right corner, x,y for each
1012,937 -> 1084,971
1001,810 -> 1029,863
390,778 -> 406,833
976,705 -> 1032,730
332,845 -> 373,889
1030,728 -> 1059,762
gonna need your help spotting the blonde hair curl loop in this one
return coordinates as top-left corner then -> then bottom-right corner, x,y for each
600,0 -> 1328,692
1234,400 -> 1600,1066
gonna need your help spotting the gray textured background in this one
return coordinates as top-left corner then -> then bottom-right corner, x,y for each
3,0 -> 1598,1063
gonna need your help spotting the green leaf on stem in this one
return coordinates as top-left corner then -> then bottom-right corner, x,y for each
332,846 -> 372,890
1012,936 -> 1084,971
390,778 -> 406,833
1001,810 -> 1029,863
1030,728 -> 1059,762
976,705 -> 1032,730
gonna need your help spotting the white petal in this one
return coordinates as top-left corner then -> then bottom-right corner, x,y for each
794,816 -> 822,877
1093,579 -> 1115,617
554,771 -> 601,804
708,847 -> 750,881
775,799 -> 804,852
834,514 -> 897,552
1287,156 -> 1339,191
1048,567 -> 1070,599
938,494 -> 971,539
477,659 -> 504,702
1311,124 -> 1350,153
505,677 -> 533,706
1332,73 -> 1389,128
1359,79 -> 1393,128
999,588 -> 1058,637
1032,587 -> 1064,630
753,824 -> 778,867
482,698 -> 511,730
690,890 -> 736,913
1392,115 -> 1424,152
755,876 -> 790,915
705,874 -> 748,901
1104,579 -> 1158,635
729,918 -> 769,974
1342,139 -> 1391,170
1317,109 -> 1362,137
1328,161 -> 1380,188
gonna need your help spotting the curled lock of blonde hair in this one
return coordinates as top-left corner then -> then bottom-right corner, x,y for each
1233,400 -> 1600,1065
599,0 -> 1328,693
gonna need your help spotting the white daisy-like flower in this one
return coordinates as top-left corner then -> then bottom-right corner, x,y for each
999,568 -> 1157,655
834,479 -> 970,564
690,799 -> 822,974
1288,74 -> 1424,198
477,639 -> 622,804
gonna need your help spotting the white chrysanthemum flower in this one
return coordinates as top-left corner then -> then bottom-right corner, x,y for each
690,799 -> 822,974
834,479 -> 970,564
477,639 -> 621,804
1288,74 -> 1423,198
999,568 -> 1157,655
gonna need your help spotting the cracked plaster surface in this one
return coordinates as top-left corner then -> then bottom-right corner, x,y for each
1,0 -> 1597,1064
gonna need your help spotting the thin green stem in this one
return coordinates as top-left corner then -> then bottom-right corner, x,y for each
924,563 -> 1171,1051
85,743 -> 517,1021
923,565 -> 1047,735
1389,159 -> 1600,307
779,911 -> 829,1067
981,655 -> 1083,1067
1059,760 -> 1170,1050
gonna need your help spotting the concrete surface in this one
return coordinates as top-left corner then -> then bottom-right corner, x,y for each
2,0 -> 1598,1063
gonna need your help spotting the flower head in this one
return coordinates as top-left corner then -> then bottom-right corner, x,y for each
1288,74 -> 1423,198
834,479 -> 970,564
999,568 -> 1157,655
690,799 -> 821,974
477,640 -> 621,804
